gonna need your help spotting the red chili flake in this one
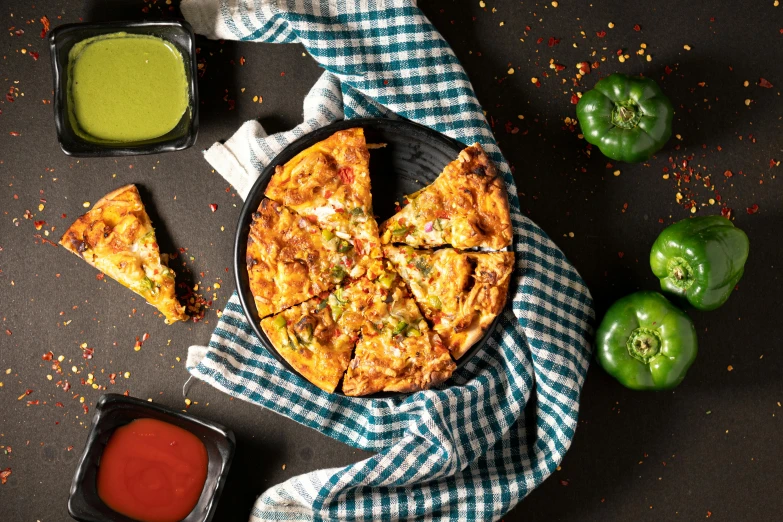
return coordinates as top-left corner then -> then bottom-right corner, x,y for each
95,273 -> 104,281
5,329 -> 11,336
720,207 -> 733,219
66,445 -> 74,452
9,132 -> 20,137
14,29 -> 24,36
40,16 -> 50,38
30,51 -> 40,61
82,347 -> 94,360
578,62 -> 591,74
239,56 -> 246,66
280,71 -> 286,77
141,5 -> 149,13
617,252 -> 624,258
570,94 -> 579,105
27,400 -> 40,406
554,63 -> 566,72
5,92 -> 13,103
62,382 -> 71,392
548,37 -> 560,47
723,170 -> 733,178
55,402 -> 64,408
142,332 -> 150,342
109,373 -> 117,384
0,468 -> 10,485
209,203 -> 218,212
596,30 -> 607,38
664,65 -> 673,75
746,204 -> 759,215
633,24 -> 641,31
42,351 -> 53,361
758,78 -> 773,89
536,37 -> 544,44
560,480 -> 569,486
616,49 -> 623,56
337,166 -> 355,184
82,404 -> 89,415
33,220 -> 46,230
533,80 -> 541,88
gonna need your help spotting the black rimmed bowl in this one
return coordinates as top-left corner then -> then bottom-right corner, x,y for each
68,394 -> 234,522
233,118 -> 507,397
49,20 -> 199,157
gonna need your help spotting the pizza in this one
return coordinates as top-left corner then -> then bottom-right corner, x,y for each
264,128 -> 381,257
379,143 -> 512,250
260,293 -> 358,393
249,131 -> 515,395
383,246 -> 514,359
247,198 -> 368,319
341,265 -> 456,396
59,184 -> 187,324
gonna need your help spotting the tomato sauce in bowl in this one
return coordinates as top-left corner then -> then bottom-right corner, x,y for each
96,418 -> 208,522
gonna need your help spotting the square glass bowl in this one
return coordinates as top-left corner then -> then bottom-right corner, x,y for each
68,394 -> 235,522
49,20 -> 199,156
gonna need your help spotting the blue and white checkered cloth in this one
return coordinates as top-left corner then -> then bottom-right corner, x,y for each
181,1 -> 594,520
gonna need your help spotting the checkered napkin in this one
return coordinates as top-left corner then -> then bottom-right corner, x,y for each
181,1 -> 594,520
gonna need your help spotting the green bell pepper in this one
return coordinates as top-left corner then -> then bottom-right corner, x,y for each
650,216 -> 749,311
577,73 -> 673,163
596,291 -> 698,390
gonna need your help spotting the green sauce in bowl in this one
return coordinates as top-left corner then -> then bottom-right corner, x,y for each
68,32 -> 189,143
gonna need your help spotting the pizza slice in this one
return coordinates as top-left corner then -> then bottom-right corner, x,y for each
259,262 -> 384,393
341,264 -> 456,396
383,245 -> 514,359
379,143 -> 512,250
247,198 -> 367,319
260,293 -> 358,393
264,128 -> 381,257
59,184 -> 187,324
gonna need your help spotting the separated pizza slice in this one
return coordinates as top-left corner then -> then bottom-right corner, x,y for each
247,198 -> 368,319
379,143 -> 512,250
383,245 -> 514,359
260,293 -> 359,393
59,184 -> 187,324
342,264 -> 456,396
264,128 -> 381,257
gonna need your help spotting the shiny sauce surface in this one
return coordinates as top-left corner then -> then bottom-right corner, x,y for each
97,418 -> 208,522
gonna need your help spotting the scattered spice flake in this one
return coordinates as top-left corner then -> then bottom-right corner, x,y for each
570,93 -> 579,104
83,404 -> 89,415
578,62 -> 591,74
55,402 -> 64,407
548,37 -> 560,47
618,252 -> 625,258
5,93 -> 14,103
5,329 -> 11,336
560,479 -> 569,486
758,78 -> 773,88
27,400 -> 40,406
596,30 -> 607,38
0,468 -> 10,485
40,16 -> 50,38
209,203 -> 218,212
82,347 -> 94,359
633,24 -> 641,31
95,273 -> 104,281
720,207 -> 733,220
746,204 -> 759,215
723,170 -> 733,178
239,56 -> 246,66
30,51 -> 40,61
9,132 -> 20,137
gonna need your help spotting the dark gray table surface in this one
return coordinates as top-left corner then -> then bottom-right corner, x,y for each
1,1 -> 780,520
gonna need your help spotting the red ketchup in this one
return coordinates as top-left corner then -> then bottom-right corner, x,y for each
97,418 -> 208,522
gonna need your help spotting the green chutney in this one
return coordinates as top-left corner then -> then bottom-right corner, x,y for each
68,32 -> 189,142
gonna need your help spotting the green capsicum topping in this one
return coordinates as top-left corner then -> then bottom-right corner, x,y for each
650,216 -> 749,311
577,73 -> 673,163
596,291 -> 697,390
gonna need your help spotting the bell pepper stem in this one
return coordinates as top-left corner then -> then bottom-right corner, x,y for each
667,257 -> 695,290
611,101 -> 643,129
626,328 -> 662,363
